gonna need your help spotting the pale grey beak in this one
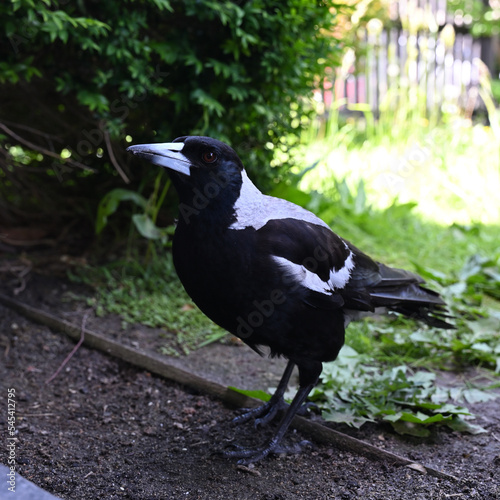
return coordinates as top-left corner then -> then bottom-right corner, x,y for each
127,142 -> 191,176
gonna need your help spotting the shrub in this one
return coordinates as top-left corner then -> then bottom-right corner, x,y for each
0,0 -> 343,234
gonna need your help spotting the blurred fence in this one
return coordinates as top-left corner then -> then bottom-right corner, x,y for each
321,0 -> 498,116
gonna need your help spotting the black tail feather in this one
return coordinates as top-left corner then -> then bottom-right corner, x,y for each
343,245 -> 455,329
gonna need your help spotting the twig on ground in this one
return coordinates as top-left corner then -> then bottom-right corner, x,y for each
0,259 -> 33,295
45,311 -> 89,384
13,264 -> 32,295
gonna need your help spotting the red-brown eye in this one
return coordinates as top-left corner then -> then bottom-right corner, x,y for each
202,151 -> 217,163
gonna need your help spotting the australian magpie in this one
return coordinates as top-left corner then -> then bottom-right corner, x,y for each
127,136 -> 453,464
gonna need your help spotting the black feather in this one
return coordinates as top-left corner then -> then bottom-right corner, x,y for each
342,243 -> 454,329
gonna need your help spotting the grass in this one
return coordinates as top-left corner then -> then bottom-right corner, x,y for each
297,105 -> 500,227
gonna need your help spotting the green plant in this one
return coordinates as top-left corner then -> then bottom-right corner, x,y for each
447,0 -> 500,38
298,98 -> 500,226
227,135 -> 500,436
311,345 -> 495,436
95,171 -> 174,257
226,183 -> 500,435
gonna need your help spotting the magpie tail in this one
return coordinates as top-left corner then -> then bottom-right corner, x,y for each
369,276 -> 455,329
343,249 -> 455,329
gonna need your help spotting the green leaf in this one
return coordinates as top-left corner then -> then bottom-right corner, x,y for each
228,387 -> 271,403
411,262 -> 449,284
447,418 -> 487,435
150,0 -> 173,12
399,412 -> 447,424
95,188 -> 147,235
391,420 -> 431,437
461,388 -> 498,404
132,214 -> 163,240
77,90 -> 109,112
382,411 -> 403,422
322,410 -> 373,428
227,85 -> 248,102
191,89 -> 225,117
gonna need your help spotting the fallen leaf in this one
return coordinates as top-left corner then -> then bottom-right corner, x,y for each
406,463 -> 427,475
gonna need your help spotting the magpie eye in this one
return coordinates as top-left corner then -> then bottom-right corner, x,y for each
202,151 -> 217,164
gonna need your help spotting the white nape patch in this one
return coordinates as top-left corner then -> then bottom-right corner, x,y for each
272,256 -> 332,295
273,246 -> 355,295
230,170 -> 330,231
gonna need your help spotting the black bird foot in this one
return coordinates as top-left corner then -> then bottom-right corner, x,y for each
224,439 -> 313,465
233,398 -> 317,428
232,398 -> 287,427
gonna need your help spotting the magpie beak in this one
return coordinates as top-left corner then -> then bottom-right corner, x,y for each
126,142 -> 191,176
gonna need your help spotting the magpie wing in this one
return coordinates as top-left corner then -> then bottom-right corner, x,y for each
255,218 -> 351,310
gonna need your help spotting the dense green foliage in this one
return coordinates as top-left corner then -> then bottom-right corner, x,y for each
0,0 -> 342,233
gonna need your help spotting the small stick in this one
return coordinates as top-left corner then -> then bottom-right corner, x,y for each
45,311 -> 89,384
104,129 -> 130,184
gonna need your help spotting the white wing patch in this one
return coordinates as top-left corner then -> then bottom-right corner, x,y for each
329,250 -> 355,289
230,170 -> 330,231
272,256 -> 332,295
272,247 -> 355,295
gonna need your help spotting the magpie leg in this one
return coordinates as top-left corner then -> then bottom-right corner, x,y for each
225,382 -> 316,464
232,360 -> 295,427
224,361 -> 322,464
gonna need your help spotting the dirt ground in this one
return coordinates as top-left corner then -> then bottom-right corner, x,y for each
1,266 -> 500,499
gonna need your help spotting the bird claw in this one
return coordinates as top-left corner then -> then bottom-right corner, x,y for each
296,401 -> 318,416
223,439 -> 313,465
233,398 -> 316,428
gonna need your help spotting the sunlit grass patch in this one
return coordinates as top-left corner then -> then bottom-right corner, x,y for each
298,113 -> 500,226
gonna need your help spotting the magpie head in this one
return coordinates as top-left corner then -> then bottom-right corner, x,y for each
127,136 -> 246,223
127,136 -> 243,180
